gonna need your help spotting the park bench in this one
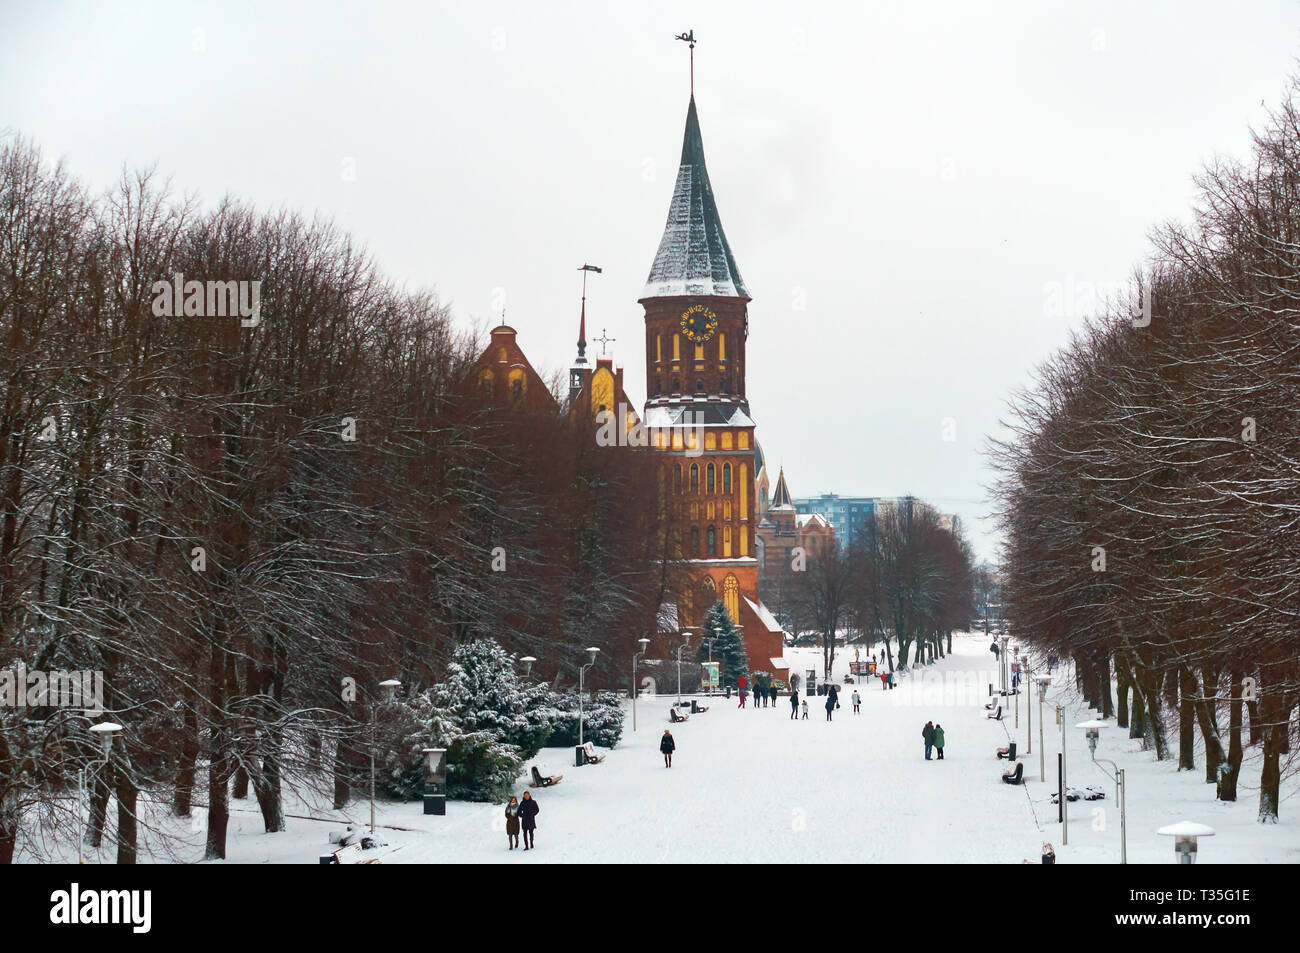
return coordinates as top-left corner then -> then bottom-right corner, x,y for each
996,741 -> 1017,761
986,705 -> 1003,721
669,707 -> 690,723
690,700 -> 709,713
1001,762 -> 1024,785
581,742 -> 605,764
530,765 -> 562,787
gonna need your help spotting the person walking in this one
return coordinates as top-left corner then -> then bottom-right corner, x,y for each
738,675 -> 747,708
825,687 -> 837,722
922,720 -> 935,760
888,670 -> 896,690
880,670 -> 888,690
851,689 -> 861,714
800,699 -> 809,720
518,791 -> 539,850
505,796 -> 521,850
769,684 -> 778,707
790,689 -> 799,719
660,729 -> 676,767
933,723 -> 946,760
752,682 -> 760,708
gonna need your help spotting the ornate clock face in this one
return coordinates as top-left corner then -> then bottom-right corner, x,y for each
680,304 -> 718,343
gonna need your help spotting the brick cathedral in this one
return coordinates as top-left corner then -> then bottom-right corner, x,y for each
461,86 -> 787,675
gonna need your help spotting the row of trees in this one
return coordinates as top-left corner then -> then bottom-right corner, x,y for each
992,79 -> 1300,823
761,500 -> 976,677
0,136 -> 661,862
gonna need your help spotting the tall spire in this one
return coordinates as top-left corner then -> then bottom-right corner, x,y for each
575,263 -> 601,365
771,467 -> 793,510
641,96 -> 749,301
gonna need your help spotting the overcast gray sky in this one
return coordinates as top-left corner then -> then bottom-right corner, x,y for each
4,0 -> 1299,562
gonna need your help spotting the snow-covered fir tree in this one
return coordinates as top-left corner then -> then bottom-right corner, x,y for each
430,639 -> 556,759
699,601 -> 748,688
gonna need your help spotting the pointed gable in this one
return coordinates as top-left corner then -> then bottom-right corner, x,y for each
641,97 -> 750,300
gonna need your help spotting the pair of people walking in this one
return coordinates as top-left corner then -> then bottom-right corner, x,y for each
921,720 -> 946,760
504,791 -> 540,850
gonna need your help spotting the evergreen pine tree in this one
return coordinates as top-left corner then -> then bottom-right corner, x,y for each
430,639 -> 555,758
699,600 -> 748,688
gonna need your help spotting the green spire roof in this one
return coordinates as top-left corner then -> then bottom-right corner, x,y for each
642,97 -> 750,300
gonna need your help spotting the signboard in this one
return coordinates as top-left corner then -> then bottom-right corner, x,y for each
849,661 -> 877,677
701,661 -> 720,690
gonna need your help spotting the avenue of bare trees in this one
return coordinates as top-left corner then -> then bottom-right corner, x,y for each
992,80 -> 1300,824
0,136 -> 662,862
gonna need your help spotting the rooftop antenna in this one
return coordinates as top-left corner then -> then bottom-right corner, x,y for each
675,30 -> 696,97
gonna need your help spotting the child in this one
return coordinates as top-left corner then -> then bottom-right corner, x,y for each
800,699 -> 809,720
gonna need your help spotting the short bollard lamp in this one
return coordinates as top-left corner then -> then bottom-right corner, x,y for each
422,747 -> 448,816
1157,821 -> 1215,864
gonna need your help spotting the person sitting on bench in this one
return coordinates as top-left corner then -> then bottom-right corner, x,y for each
530,765 -> 562,787
996,741 -> 1017,761
1001,762 -> 1024,785
581,741 -> 605,764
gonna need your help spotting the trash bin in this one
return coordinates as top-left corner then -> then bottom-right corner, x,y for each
575,745 -> 587,767
726,686 -> 732,699
423,794 -> 446,815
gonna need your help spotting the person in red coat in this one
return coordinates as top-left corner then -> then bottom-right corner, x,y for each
737,675 -> 747,708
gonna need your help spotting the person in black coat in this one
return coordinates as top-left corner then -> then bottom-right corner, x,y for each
789,689 -> 799,719
825,685 -> 838,721
922,720 -> 936,760
661,729 -> 676,767
752,683 -> 760,708
518,791 -> 540,850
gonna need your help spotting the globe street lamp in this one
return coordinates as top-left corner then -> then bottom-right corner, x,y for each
80,721 -> 122,864
632,638 -> 650,732
676,632 -> 692,706
1157,822 -> 1215,864
578,647 -> 600,748
520,656 -> 537,680
1078,719 -> 1126,864
371,679 -> 401,833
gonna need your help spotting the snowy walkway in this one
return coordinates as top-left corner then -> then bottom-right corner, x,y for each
372,633 -> 1043,863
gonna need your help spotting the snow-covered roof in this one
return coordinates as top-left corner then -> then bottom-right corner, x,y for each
744,596 -> 783,634
642,403 -> 755,429
769,658 -> 790,670
796,513 -> 830,529
641,97 -> 750,301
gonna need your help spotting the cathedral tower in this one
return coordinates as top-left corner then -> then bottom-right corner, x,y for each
641,93 -> 782,669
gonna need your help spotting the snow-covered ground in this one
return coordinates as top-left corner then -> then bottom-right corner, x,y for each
24,632 -> 1298,863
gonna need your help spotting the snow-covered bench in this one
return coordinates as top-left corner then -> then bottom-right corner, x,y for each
530,766 -> 562,787
1001,762 -> 1024,785
986,705 -> 1003,721
996,741 -> 1017,761
669,707 -> 689,723
581,742 -> 605,764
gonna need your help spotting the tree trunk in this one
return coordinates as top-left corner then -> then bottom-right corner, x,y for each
170,701 -> 200,817
116,763 -> 137,864
1116,662 -> 1130,729
1178,666 -> 1196,771
333,742 -> 352,811
1247,696 -> 1263,745
1258,694 -> 1284,824
0,791 -> 18,864
1222,667 -> 1243,802
1142,668 -> 1167,759
85,769 -> 111,848
1097,654 -> 1114,719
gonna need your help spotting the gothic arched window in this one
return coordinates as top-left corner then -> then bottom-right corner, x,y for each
707,463 -> 715,493
723,463 -> 732,493
690,464 -> 699,492
707,525 -> 716,556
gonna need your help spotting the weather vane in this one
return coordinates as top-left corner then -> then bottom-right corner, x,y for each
675,29 -> 696,96
595,328 -> 616,356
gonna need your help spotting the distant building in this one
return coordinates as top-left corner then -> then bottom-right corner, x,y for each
757,467 -> 835,584
791,494 -> 877,548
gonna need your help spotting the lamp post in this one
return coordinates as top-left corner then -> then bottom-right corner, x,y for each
1078,720 -> 1126,864
1034,674 -> 1051,782
371,679 -> 401,834
1057,702 -> 1068,845
578,647 -> 600,748
520,656 -> 536,680
79,721 -> 122,864
1157,822 -> 1215,864
705,637 -> 715,695
676,632 -> 692,705
1026,663 -> 1032,757
632,638 -> 650,731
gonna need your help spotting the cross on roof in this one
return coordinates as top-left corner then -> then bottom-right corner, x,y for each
595,328 -> 616,355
